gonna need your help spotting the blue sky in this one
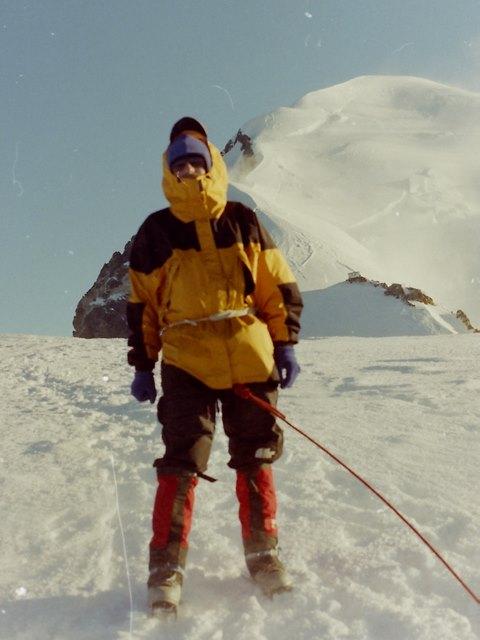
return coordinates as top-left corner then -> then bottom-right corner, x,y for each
2,0 -> 480,336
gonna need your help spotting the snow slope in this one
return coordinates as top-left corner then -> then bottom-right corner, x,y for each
227,184 -> 377,292
225,75 -> 480,323
301,281 -> 473,337
1,334 -> 479,639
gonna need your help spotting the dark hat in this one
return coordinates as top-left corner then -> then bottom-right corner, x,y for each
167,134 -> 212,172
169,117 -> 208,143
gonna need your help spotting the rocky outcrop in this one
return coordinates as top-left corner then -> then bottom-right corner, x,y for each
221,129 -> 254,157
384,283 -> 434,307
347,274 -> 435,308
347,271 -> 368,284
456,309 -> 480,333
72,239 -> 133,338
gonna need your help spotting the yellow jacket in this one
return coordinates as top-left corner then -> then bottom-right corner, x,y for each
127,142 -> 303,389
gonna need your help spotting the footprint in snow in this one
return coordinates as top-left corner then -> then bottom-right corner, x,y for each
23,440 -> 55,455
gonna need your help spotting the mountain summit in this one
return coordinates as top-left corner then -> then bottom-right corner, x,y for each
224,75 -> 480,323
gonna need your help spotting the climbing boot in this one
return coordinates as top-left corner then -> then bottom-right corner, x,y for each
148,565 -> 183,613
246,549 -> 293,597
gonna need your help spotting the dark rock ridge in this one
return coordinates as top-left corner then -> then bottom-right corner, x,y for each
347,272 -> 434,306
456,309 -> 480,333
72,239 -> 133,338
221,129 -> 254,157
384,283 -> 434,307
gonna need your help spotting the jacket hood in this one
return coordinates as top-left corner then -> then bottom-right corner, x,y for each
161,141 -> 228,223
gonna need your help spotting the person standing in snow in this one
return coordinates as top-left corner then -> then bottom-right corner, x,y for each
127,117 -> 303,613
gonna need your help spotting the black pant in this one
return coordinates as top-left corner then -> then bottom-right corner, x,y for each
155,362 -> 283,473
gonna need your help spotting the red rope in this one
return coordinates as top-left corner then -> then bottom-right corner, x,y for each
233,384 -> 479,606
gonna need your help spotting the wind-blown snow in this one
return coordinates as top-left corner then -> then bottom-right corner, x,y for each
1,334 -> 479,639
225,76 -> 480,323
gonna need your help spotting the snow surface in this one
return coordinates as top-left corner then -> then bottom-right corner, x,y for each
225,75 -> 480,324
1,334 -> 479,639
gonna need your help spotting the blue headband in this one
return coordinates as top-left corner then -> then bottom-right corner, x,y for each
167,134 -> 212,171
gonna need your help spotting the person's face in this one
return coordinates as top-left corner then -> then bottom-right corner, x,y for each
171,157 -> 207,179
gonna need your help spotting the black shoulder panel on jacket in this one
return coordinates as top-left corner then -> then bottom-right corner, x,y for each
278,282 -> 303,343
257,221 -> 276,251
129,209 -> 200,274
212,202 -> 276,250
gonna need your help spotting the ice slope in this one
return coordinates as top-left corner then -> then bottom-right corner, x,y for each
225,76 -> 480,323
1,334 -> 479,639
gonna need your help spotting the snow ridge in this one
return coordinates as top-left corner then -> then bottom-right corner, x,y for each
225,75 -> 480,324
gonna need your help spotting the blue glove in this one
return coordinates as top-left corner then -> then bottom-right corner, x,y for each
131,371 -> 157,403
274,344 -> 300,389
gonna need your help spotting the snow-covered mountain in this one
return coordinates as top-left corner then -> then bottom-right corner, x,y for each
73,75 -> 480,337
224,75 -> 480,324
1,334 -> 479,639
